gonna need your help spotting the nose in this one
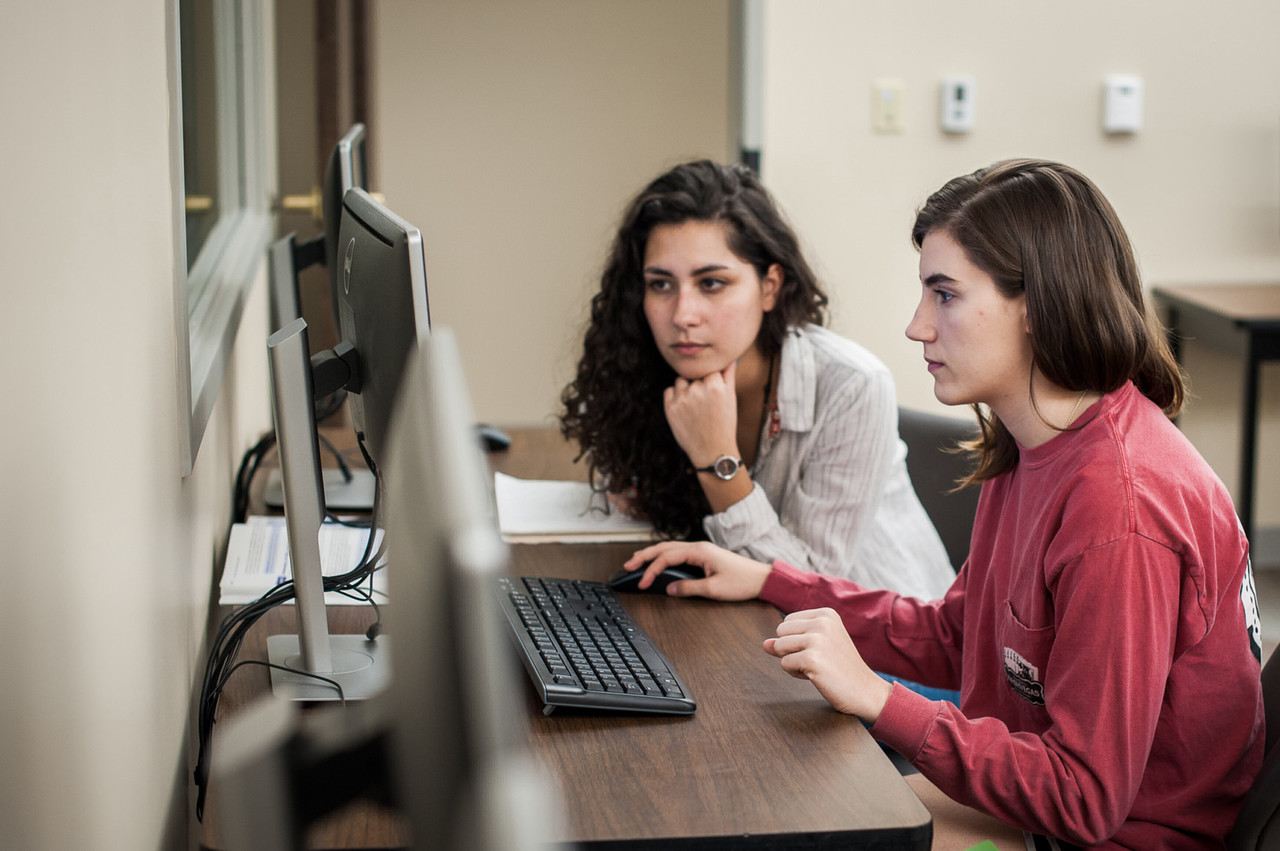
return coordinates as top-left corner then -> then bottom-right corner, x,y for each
905,294 -> 935,343
672,287 -> 703,329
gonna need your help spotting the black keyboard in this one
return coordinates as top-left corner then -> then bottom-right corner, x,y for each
497,576 -> 696,715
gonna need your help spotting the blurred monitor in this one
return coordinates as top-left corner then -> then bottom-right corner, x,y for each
384,328 -> 555,850
212,330 -> 556,851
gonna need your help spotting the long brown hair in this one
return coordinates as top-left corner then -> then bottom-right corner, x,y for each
560,160 -> 828,538
911,158 -> 1184,483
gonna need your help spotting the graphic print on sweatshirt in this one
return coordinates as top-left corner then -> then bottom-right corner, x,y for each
1242,558 -> 1262,663
1003,646 -> 1046,706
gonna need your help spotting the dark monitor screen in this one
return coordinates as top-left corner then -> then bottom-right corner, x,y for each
334,186 -> 431,472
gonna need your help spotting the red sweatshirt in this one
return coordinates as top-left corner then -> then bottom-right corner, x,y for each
761,382 -> 1263,849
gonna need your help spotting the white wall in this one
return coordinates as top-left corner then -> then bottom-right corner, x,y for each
759,0 -> 1280,538
0,2 -> 269,848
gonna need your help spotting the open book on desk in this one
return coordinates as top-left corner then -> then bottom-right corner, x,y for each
220,515 -> 388,605
494,472 -> 655,544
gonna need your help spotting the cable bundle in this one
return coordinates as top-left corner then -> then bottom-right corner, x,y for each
195,436 -> 385,822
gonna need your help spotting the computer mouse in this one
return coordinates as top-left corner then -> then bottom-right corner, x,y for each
607,562 -> 705,594
476,423 -> 512,452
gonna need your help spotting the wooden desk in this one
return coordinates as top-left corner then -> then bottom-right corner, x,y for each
1152,283 -> 1280,547
202,427 -> 933,849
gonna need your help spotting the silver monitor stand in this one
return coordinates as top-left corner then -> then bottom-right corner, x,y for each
263,466 -> 376,512
265,318 -> 390,701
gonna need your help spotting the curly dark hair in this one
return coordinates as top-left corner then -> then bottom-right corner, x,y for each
559,160 -> 829,539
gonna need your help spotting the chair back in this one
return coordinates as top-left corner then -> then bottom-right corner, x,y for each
897,407 -> 979,573
1228,648 -> 1280,850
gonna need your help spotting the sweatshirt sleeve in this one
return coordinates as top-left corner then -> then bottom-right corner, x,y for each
761,560 -> 965,690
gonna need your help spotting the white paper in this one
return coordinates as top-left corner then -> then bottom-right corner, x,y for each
220,515 -> 388,605
493,472 -> 654,543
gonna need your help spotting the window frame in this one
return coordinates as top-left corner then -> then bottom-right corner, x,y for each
168,0 -> 274,476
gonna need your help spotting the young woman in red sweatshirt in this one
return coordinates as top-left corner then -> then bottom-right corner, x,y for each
624,159 -> 1265,849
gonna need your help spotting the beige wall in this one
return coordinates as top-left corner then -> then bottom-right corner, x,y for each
373,0 -> 735,428
758,0 -> 1280,541
375,0 -> 1280,544
0,2 -> 270,848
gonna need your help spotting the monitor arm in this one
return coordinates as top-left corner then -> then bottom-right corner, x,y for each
311,341 -> 361,399
293,234 -> 326,272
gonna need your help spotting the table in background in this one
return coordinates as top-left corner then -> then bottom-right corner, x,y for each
203,427 -> 934,848
1152,283 -> 1280,549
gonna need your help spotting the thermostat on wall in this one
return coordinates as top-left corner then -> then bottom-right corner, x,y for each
1103,74 -> 1143,134
940,75 -> 975,134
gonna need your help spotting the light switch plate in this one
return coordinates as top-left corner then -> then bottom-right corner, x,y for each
872,79 -> 906,134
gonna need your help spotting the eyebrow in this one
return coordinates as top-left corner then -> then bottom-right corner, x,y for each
644,264 -> 732,277
922,272 -> 957,287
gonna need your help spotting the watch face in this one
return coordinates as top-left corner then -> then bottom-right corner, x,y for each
713,456 -> 740,479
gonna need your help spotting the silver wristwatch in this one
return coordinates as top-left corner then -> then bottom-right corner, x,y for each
694,454 -> 743,481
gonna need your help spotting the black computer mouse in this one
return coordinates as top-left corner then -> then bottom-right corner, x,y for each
607,562 -> 705,594
476,423 -> 512,452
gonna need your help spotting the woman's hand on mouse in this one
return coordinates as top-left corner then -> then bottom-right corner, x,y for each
623,540 -> 770,601
763,608 -> 893,721
663,361 -> 739,470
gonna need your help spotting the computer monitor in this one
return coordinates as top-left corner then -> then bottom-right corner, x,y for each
271,124 -> 368,336
262,124 -> 374,512
212,330 -> 555,850
331,186 -> 431,471
264,232 -> 376,511
323,123 -> 368,325
383,328 -> 554,850
318,125 -> 511,454
260,187 -> 429,701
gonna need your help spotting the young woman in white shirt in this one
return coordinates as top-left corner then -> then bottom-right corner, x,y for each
560,160 -> 953,599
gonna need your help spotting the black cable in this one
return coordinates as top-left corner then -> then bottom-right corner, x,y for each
226,659 -> 348,703
327,511 -> 372,528
230,400 -> 367,525
232,431 -> 277,524
316,432 -> 353,483
196,438 -> 385,822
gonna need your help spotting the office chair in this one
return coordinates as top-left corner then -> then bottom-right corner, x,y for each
1227,647 -> 1280,850
897,407 -> 980,572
